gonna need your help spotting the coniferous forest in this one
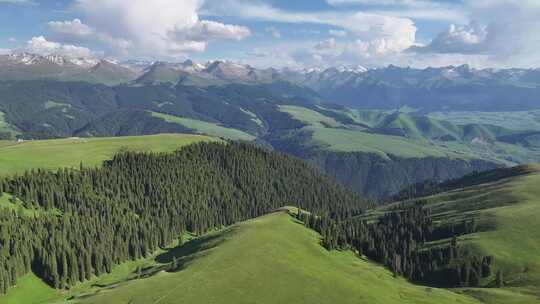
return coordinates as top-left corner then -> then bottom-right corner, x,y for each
298,203 -> 494,288
0,142 -> 365,293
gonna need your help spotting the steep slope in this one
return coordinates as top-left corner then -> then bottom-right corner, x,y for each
2,79 -> 540,199
382,166 -> 540,303
0,142 -> 364,298
72,211 -> 480,304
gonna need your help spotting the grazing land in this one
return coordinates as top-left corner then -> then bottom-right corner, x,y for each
2,211 -> 477,304
149,111 -> 255,141
374,165 -> 540,303
0,133 -> 215,176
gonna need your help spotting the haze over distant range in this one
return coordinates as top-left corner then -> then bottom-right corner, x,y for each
0,0 -> 539,69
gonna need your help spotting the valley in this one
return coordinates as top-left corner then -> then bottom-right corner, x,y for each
0,136 -> 537,304
4,75 -> 540,197
2,1 -> 539,303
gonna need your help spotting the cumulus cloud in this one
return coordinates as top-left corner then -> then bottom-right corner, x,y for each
410,22 -> 488,54
205,0 -> 417,58
48,19 -> 94,37
182,20 -> 250,41
62,0 -> 250,58
24,36 -> 95,58
48,19 -> 131,55
408,1 -> 540,67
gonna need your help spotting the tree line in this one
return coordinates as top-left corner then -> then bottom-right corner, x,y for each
297,202 -> 495,288
0,142 -> 365,293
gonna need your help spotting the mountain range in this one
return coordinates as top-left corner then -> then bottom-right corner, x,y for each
3,52 -> 540,112
2,52 -> 540,198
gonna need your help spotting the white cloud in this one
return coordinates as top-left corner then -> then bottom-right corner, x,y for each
67,0 -> 250,58
329,30 -> 347,37
205,1 -> 417,58
48,19 -> 131,55
182,20 -> 250,41
48,19 -> 94,37
8,37 -> 17,43
325,0 -> 466,22
408,1 -> 540,67
24,36 -> 95,58
314,38 -> 337,51
410,22 -> 488,54
265,26 -> 281,39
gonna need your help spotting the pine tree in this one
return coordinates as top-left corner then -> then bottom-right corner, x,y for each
496,270 -> 504,287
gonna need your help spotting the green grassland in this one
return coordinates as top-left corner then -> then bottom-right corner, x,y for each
0,211 -> 481,304
279,105 -> 345,128
429,111 -> 540,131
307,126 -> 458,160
0,133 -> 215,176
0,193 -> 61,217
279,106 -> 540,164
149,111 -> 256,141
378,165 -> 540,303
75,211 -> 480,304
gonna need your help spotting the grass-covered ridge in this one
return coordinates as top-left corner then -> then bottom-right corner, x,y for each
375,165 -> 540,303
0,142 -> 363,299
0,211 -> 480,304
72,211 -> 479,304
275,106 -> 540,164
149,111 -> 255,141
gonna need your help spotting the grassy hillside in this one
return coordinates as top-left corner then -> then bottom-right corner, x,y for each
0,211 -> 481,304
379,166 -> 540,303
307,126 -> 457,159
429,111 -> 540,131
0,133 -> 214,176
61,211 -> 478,304
276,106 -> 540,164
149,111 -> 255,141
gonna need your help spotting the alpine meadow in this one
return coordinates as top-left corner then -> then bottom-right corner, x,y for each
0,1 -> 539,303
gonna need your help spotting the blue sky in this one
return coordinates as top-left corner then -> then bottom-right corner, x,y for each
1,0 -> 539,68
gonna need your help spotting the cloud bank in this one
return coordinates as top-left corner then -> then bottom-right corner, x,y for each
46,0 -> 250,58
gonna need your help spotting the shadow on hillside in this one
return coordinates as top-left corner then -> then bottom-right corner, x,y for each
156,228 -> 235,264
85,228 -> 236,292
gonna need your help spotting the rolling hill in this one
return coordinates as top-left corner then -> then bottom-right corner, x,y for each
370,166 -> 540,303
0,135 -> 537,304
0,211 -> 482,304
3,71 -> 540,198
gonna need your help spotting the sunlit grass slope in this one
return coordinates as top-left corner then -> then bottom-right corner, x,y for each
0,133 -> 214,176
149,111 -> 256,141
385,165 -> 540,303
79,211 -> 479,304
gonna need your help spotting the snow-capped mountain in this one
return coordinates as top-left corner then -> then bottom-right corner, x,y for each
0,52 -> 140,85
5,52 -> 100,68
2,51 -> 540,112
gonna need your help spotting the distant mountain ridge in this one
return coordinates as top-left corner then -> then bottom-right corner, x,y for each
3,52 -> 540,113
